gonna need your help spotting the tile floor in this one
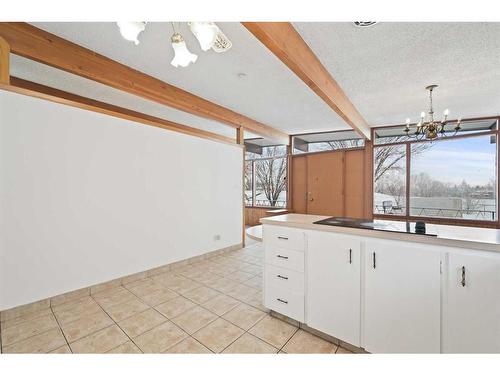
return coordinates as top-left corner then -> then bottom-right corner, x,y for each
0,240 -> 353,354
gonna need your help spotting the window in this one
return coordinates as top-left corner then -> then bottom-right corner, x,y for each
292,130 -> 364,154
373,118 -> 498,224
373,144 -> 407,216
244,142 -> 287,208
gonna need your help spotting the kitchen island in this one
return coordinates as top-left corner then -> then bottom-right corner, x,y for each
260,214 -> 500,353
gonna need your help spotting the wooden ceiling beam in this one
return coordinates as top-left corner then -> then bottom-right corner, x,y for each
243,22 -> 371,140
0,36 -> 10,84
0,22 -> 289,145
1,77 -> 238,146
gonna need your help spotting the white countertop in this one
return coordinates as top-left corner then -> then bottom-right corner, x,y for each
260,214 -> 500,253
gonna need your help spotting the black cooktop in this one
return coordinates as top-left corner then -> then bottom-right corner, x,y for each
313,217 -> 437,236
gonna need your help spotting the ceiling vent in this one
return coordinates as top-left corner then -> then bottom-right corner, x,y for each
353,21 -> 378,28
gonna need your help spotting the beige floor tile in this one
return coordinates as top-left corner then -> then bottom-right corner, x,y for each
183,286 -> 221,304
107,341 -> 142,353
49,344 -> 72,353
189,271 -> 221,285
165,337 -> 211,353
140,288 -> 178,306
226,270 -> 255,283
241,264 -> 262,275
133,321 -> 187,353
93,288 -> 137,308
201,294 -> 241,316
3,327 -> 66,353
245,292 -> 269,313
0,308 -> 53,330
90,279 -> 122,295
1,313 -> 59,346
226,284 -> 260,303
207,277 -> 240,293
60,310 -> 114,343
171,305 -> 217,334
122,271 -> 149,285
282,329 -> 337,354
51,287 -> 90,307
167,278 -> 202,294
222,303 -> 266,330
243,275 -> 263,289
117,308 -> 167,337
0,299 -> 50,322
248,316 -> 298,349
124,278 -> 161,296
70,325 -> 128,353
193,318 -> 244,353
336,346 -> 354,354
52,296 -> 102,325
155,296 -> 197,319
102,297 -> 149,322
223,333 -> 278,354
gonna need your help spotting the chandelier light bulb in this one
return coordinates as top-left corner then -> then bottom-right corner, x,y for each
189,22 -> 219,51
116,22 -> 146,45
170,33 -> 198,68
443,108 -> 450,117
405,118 -> 411,125
420,111 -> 426,119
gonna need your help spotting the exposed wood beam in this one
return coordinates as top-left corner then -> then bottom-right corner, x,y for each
0,36 -> 9,84
0,22 -> 289,145
1,77 -> 238,146
243,22 -> 371,140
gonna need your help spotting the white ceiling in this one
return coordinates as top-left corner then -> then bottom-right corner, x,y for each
293,22 -> 500,126
11,22 -> 500,140
27,22 -> 348,136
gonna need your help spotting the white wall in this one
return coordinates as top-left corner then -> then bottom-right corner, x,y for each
0,91 -> 243,310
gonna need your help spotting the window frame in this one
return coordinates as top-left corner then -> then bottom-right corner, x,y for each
372,116 -> 500,228
244,154 -> 288,209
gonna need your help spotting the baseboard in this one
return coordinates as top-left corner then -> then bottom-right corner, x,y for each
0,242 -> 243,321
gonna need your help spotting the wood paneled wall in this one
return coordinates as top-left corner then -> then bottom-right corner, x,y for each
290,147 -> 373,219
245,207 -> 270,227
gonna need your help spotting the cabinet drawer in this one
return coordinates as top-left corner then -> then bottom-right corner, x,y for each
265,264 -> 304,293
264,225 -> 305,252
264,284 -> 304,322
265,246 -> 304,272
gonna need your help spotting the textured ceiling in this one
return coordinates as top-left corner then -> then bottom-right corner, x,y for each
28,22 -> 348,135
293,22 -> 500,126
13,22 -> 500,139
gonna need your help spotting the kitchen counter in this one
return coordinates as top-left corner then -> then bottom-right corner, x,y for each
260,214 -> 500,253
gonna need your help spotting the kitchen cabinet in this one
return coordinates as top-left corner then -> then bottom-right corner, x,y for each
306,231 -> 362,346
363,239 -> 441,353
443,251 -> 500,353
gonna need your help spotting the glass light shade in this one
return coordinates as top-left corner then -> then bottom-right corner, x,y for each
116,22 -> 146,45
189,22 -> 218,51
170,33 -> 198,68
443,108 -> 450,116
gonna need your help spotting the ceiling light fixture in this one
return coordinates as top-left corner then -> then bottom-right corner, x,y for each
170,32 -> 198,68
188,22 -> 219,51
116,22 -> 146,45
353,21 -> 378,28
212,28 -> 232,53
404,85 -> 461,140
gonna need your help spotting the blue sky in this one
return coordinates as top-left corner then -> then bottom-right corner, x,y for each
411,135 -> 497,186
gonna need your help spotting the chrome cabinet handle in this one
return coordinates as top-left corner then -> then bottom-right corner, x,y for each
277,274 -> 288,280
277,255 -> 289,259
277,236 -> 288,240
373,252 -> 376,269
349,249 -> 352,264
461,266 -> 466,287
277,298 -> 288,304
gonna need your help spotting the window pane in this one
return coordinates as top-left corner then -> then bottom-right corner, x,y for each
244,161 -> 253,206
373,144 -> 407,215
292,130 -> 364,154
410,135 -> 497,221
254,157 -> 287,207
245,145 -> 287,159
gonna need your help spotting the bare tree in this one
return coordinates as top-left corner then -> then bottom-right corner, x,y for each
253,146 -> 287,207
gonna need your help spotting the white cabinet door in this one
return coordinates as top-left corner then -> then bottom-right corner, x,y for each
363,239 -> 441,353
443,251 -> 500,353
307,231 -> 361,347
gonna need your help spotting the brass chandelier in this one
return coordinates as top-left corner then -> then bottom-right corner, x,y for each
404,85 -> 461,140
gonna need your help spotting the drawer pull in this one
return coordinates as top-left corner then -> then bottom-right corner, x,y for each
276,255 -> 289,260
461,266 -> 466,287
277,298 -> 288,304
349,248 -> 352,264
373,252 -> 376,269
277,274 -> 288,280
277,236 -> 289,240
